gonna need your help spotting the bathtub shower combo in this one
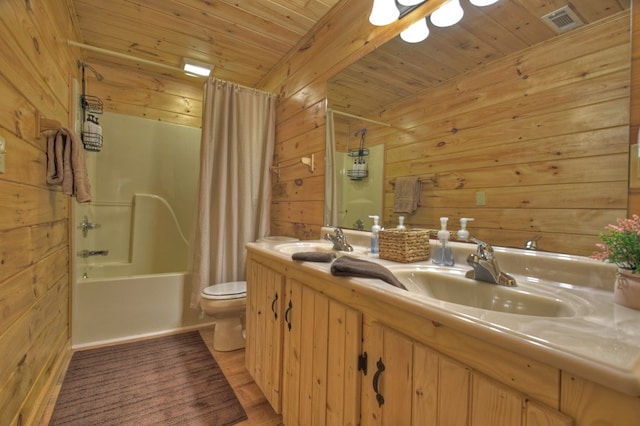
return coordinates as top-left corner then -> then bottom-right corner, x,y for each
72,112 -> 209,348
73,193 -> 213,347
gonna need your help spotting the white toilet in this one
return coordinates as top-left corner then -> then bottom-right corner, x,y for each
200,237 -> 298,352
200,281 -> 247,352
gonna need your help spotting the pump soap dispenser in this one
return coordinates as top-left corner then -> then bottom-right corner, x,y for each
368,215 -> 381,256
457,218 -> 474,241
432,217 -> 454,266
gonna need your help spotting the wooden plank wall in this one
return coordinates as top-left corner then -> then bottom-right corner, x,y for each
630,0 -> 640,213
79,59 -> 204,128
371,12 -> 630,256
262,1 -> 633,257
264,0 -> 446,240
0,1 -> 79,424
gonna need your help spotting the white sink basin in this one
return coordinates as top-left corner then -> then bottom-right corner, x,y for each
274,241 -> 367,256
391,266 -> 581,317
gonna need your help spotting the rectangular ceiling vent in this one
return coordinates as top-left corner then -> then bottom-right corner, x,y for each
541,5 -> 584,33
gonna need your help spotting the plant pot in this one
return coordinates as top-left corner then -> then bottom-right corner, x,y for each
613,268 -> 640,310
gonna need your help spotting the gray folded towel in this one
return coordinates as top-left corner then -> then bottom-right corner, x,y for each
330,256 -> 407,290
292,251 -> 337,263
393,176 -> 422,214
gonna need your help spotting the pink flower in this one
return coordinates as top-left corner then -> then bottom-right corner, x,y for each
591,215 -> 640,274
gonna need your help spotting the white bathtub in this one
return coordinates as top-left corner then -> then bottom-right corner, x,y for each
72,270 -> 214,348
72,193 -> 214,348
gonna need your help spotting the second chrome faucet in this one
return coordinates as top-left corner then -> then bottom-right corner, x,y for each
325,227 -> 354,252
465,238 -> 516,287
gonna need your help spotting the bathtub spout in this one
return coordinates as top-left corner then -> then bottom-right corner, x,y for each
78,249 -> 109,258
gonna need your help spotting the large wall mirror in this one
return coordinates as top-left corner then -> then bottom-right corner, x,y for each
326,0 -> 631,256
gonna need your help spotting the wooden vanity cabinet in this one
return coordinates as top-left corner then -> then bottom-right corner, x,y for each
246,252 -> 362,425
282,277 -> 362,426
245,256 -> 286,412
247,249 -> 640,425
361,321 -> 573,426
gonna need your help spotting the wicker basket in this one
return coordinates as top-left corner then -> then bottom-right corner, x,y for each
378,228 -> 431,263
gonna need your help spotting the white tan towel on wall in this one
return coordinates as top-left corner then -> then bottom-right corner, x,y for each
46,127 -> 92,203
392,176 -> 422,213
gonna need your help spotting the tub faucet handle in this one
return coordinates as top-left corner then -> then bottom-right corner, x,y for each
78,249 -> 109,258
80,215 -> 101,237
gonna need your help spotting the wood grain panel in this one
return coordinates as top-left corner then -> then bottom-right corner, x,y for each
470,374 -> 523,426
270,201 -> 324,225
0,276 -> 69,421
561,372 -> 640,424
0,1 -> 77,423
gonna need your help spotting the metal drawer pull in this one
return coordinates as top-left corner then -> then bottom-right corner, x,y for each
373,357 -> 385,407
284,300 -> 293,331
271,292 -> 278,319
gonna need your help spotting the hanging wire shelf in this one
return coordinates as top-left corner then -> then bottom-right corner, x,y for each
347,169 -> 368,180
347,128 -> 369,180
82,131 -> 103,152
81,95 -> 103,114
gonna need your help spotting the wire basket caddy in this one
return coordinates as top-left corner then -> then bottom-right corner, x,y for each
81,94 -> 103,114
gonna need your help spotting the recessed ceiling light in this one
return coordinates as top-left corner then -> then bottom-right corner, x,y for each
182,58 -> 213,77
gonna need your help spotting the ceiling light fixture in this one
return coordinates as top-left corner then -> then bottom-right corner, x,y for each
182,58 -> 213,77
400,18 -> 430,43
369,0 -> 501,44
369,0 -> 400,26
430,0 -> 464,27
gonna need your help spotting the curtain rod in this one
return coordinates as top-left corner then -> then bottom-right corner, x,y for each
209,78 -> 275,97
67,40 -> 192,75
67,41 -> 275,96
328,108 -> 391,127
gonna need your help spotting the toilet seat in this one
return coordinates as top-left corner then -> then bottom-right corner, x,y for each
202,281 -> 246,300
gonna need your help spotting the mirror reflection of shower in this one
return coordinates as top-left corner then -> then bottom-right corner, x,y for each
335,120 -> 384,231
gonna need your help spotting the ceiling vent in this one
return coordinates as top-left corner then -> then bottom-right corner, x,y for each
541,5 -> 584,33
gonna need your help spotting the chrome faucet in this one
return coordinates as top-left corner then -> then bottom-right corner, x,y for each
325,227 -> 354,252
524,235 -> 541,250
80,215 -> 101,237
77,249 -> 109,258
465,238 -> 516,286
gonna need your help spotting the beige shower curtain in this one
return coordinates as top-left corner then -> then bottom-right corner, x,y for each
189,78 -> 275,309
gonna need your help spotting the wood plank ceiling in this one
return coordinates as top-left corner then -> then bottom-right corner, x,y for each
70,0 -> 630,115
328,0 -> 630,119
70,0 -> 341,88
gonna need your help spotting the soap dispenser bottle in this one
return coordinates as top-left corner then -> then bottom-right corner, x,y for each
369,215 -> 381,256
397,216 -> 406,231
432,217 -> 454,266
457,218 -> 474,241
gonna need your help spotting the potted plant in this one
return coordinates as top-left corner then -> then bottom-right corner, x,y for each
591,214 -> 640,309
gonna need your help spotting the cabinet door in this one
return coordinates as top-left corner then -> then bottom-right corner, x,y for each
282,279 -> 362,426
245,258 -> 285,413
361,322 -> 415,426
362,322 -> 471,426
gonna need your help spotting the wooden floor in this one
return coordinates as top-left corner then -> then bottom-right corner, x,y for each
39,327 -> 283,425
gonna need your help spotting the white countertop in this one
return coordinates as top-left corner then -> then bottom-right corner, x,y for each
247,234 -> 640,397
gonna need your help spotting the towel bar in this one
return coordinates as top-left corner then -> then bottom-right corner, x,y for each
36,110 -> 62,135
390,177 -> 422,185
270,154 -> 315,180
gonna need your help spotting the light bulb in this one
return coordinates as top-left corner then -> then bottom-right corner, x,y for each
398,0 -> 424,5
469,0 -> 499,6
430,0 -> 464,28
400,18 -> 430,43
369,0 -> 400,26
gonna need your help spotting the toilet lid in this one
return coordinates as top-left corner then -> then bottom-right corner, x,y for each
202,281 -> 246,300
